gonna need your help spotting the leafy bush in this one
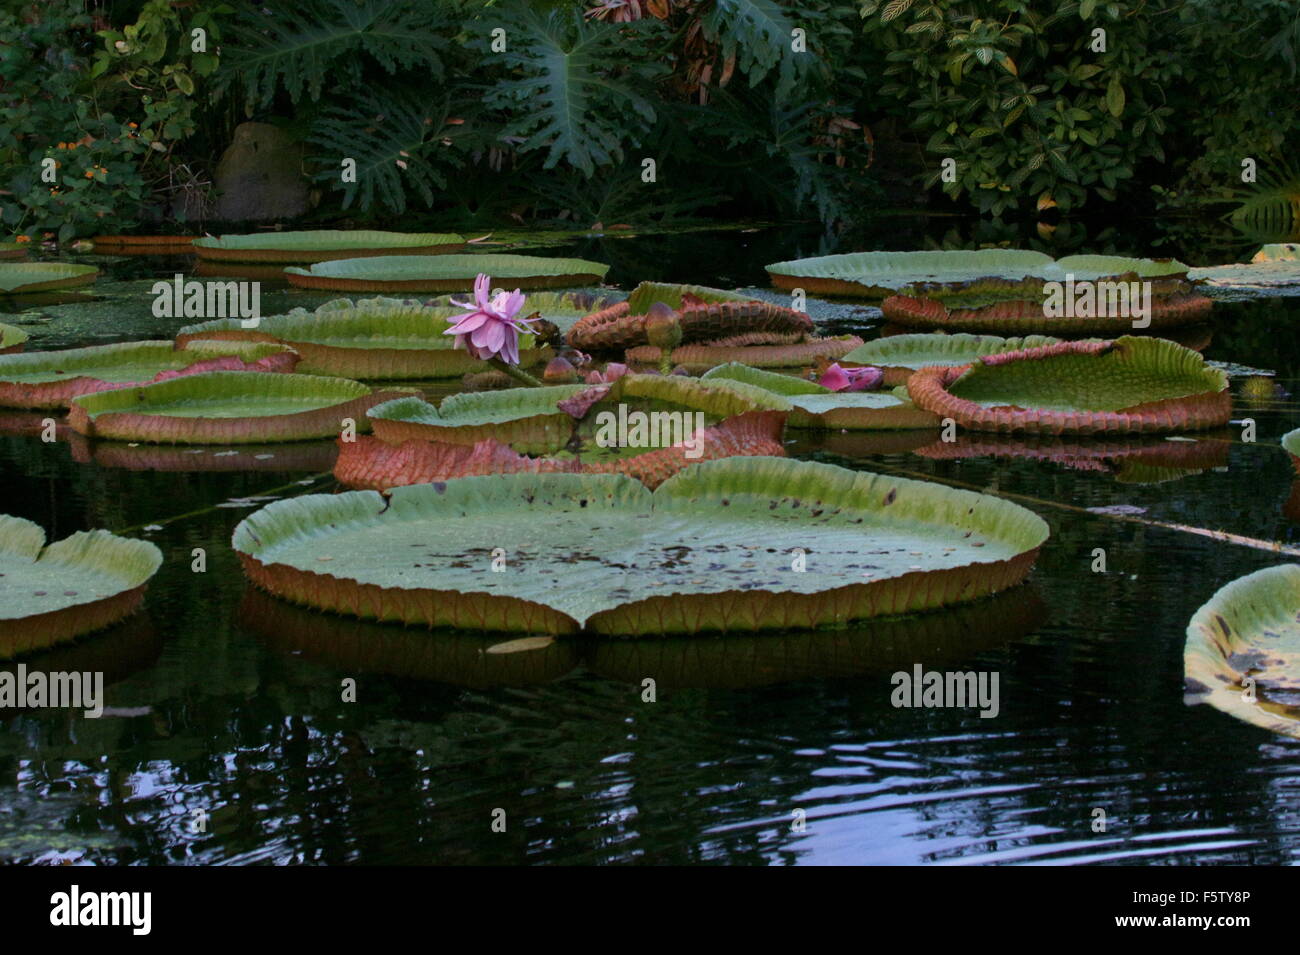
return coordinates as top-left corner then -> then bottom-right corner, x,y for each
0,0 -> 226,240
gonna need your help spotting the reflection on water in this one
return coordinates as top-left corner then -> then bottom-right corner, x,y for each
3,226 -> 1300,864
243,585 -> 1046,691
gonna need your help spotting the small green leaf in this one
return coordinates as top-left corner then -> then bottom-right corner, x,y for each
1106,75 -> 1125,117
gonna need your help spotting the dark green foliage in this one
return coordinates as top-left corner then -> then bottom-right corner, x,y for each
4,0 -> 1296,233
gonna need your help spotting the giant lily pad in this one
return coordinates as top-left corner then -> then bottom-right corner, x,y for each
366,385 -> 592,453
336,410 -> 788,491
0,263 -> 98,294
905,336 -> 1230,434
0,340 -> 299,409
0,515 -> 162,659
0,242 -> 27,261
624,335 -> 864,372
90,235 -> 195,255
880,292 -> 1213,334
840,333 -> 1062,385
646,365 -> 940,430
234,456 -> 1049,636
66,371 -> 413,444
567,282 -> 811,351
194,229 -> 464,263
176,297 -> 550,378
0,323 -> 29,355
1190,244 -> 1300,293
284,253 -> 609,292
766,250 -> 1189,299
1185,565 -> 1300,738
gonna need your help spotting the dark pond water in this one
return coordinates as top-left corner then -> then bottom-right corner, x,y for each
3,217 -> 1300,865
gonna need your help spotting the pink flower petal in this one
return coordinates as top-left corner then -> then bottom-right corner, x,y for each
818,364 -> 850,391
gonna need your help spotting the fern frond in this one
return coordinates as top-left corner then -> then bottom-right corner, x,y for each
1231,157 -> 1300,239
308,89 -> 457,214
219,0 -> 452,107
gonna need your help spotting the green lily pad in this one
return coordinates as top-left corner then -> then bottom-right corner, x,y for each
234,456 -> 1049,636
0,323 -> 29,354
686,364 -> 941,430
1190,245 -> 1300,291
905,336 -> 1230,434
67,371 -> 414,444
176,296 -> 550,379
0,339 -> 298,409
193,229 -> 465,263
367,385 -> 591,453
284,253 -> 609,292
0,514 -> 162,659
0,263 -> 99,294
766,249 -> 1189,299
841,333 -> 1062,384
1185,564 -> 1300,738
0,242 -> 27,261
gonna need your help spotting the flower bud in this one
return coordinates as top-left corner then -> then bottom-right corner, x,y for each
643,302 -> 682,350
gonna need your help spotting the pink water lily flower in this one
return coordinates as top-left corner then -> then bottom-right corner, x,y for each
819,363 -> 883,392
444,273 -> 537,366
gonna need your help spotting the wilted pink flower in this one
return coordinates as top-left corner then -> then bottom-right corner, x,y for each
444,273 -> 537,365
584,362 -> 628,385
819,363 -> 883,392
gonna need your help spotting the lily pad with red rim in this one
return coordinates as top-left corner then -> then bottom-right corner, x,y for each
0,263 -> 99,294
0,323 -> 29,355
0,339 -> 299,409
176,297 -> 551,379
767,249 -> 1191,299
233,455 -> 1050,636
676,364 -> 941,430
839,333 -> 1062,385
905,336 -> 1230,434
0,515 -> 162,659
66,370 -> 415,444
283,253 -> 609,292
193,229 -> 464,263
366,385 -> 593,454
335,410 -> 788,491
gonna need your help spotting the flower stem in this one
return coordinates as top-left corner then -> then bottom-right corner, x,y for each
487,357 -> 544,387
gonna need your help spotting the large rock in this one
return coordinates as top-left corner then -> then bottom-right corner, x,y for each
213,122 -> 309,221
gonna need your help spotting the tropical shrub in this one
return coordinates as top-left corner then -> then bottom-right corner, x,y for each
0,0 -> 227,241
